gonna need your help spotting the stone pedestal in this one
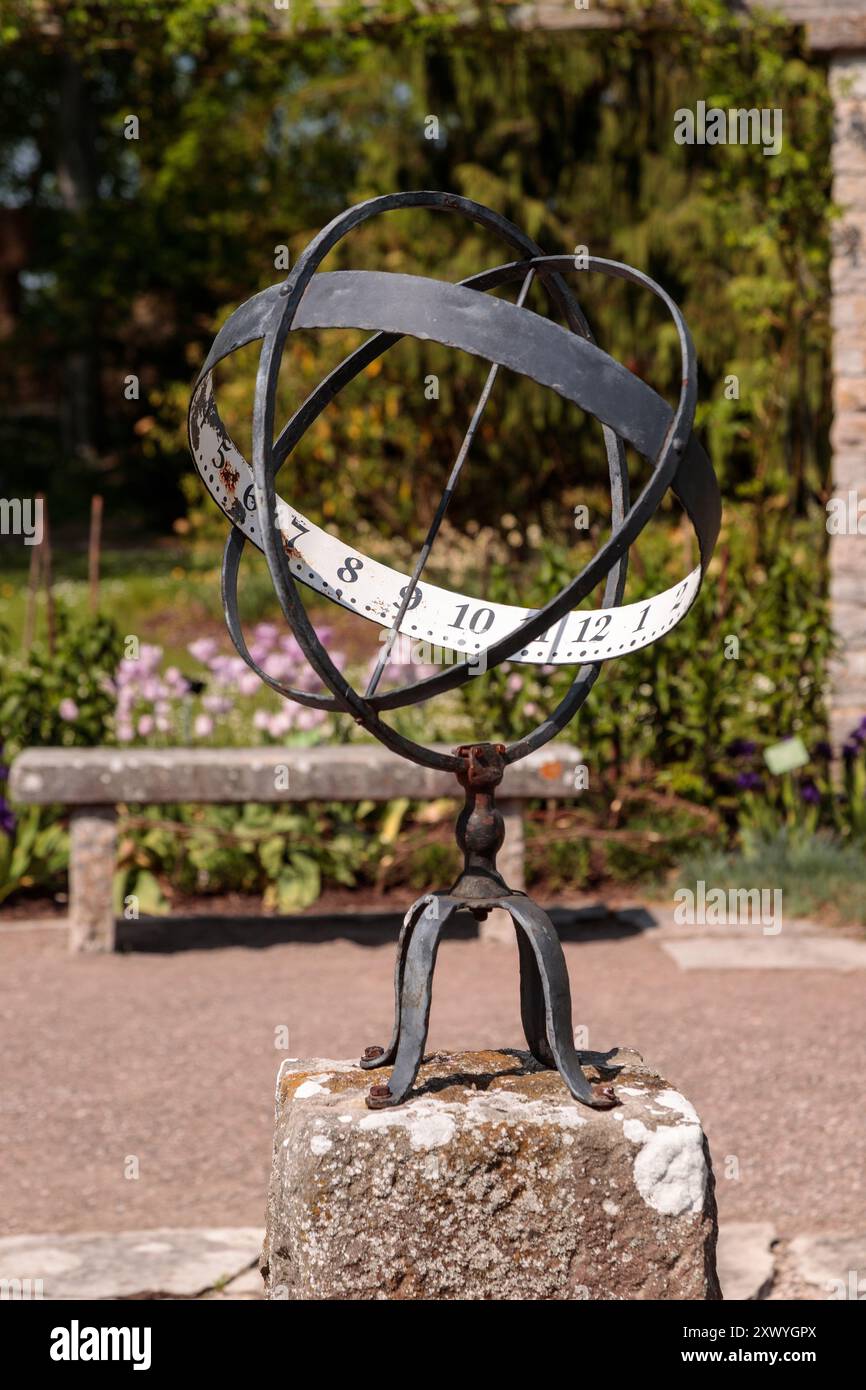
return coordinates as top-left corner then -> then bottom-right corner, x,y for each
263,1048 -> 720,1301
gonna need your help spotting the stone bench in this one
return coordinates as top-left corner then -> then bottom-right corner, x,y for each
8,744 -> 585,953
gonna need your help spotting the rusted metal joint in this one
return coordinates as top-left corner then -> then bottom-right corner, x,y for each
454,742 -> 507,883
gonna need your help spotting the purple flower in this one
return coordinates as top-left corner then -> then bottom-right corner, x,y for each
812,741 -> 833,761
58,698 -> 79,722
843,741 -> 860,760
727,739 -> 757,758
800,781 -> 820,804
0,795 -> 15,836
735,771 -> 764,791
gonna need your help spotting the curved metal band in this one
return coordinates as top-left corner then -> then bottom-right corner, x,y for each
198,251 -> 628,717
252,194 -> 610,771
189,194 -> 719,769
196,260 -> 715,729
193,194 -> 630,765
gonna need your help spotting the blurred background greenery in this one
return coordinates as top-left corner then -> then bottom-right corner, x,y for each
2,0 -> 862,922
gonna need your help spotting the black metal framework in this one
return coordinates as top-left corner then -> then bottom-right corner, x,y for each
361,743 -> 620,1110
188,191 -> 720,1109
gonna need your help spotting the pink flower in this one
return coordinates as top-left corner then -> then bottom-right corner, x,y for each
194,714 -> 214,739
263,653 -> 295,681
137,714 -> 154,736
115,660 -> 139,687
164,666 -> 189,694
139,644 -> 163,675
279,634 -> 304,661
295,707 -> 327,731
506,674 -> 524,694
267,709 -> 294,738
203,694 -> 232,715
116,720 -> 133,743
188,637 -> 219,665
58,698 -> 79,721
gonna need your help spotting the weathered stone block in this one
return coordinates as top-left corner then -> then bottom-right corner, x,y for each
831,411 -> 866,451
263,1049 -> 720,1301
834,377 -> 866,414
830,55 -> 866,104
69,806 -> 118,953
9,743 -> 585,806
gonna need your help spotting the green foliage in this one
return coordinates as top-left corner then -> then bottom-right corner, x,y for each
0,609 -> 123,758
0,0 -> 832,530
677,828 -> 866,927
113,799 -> 381,914
0,805 -> 68,905
0,0 -> 849,917
456,504 -> 833,810
541,837 -> 591,893
0,609 -> 123,901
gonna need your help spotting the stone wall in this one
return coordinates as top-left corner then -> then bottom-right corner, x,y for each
830,51 -> 866,748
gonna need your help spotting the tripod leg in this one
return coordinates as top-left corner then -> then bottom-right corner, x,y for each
504,895 -> 617,1110
359,893 -> 438,1070
365,896 -> 458,1108
514,918 -> 555,1067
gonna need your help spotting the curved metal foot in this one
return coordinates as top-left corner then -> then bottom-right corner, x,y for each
504,895 -> 618,1110
365,896 -> 458,1108
514,921 -> 555,1067
359,893 -> 439,1071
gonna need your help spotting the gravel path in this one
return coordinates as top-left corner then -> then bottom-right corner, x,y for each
1,913 -> 864,1238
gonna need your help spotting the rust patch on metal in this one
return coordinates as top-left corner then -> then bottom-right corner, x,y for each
219,458 -> 240,495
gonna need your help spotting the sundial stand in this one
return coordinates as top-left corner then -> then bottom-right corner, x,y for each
189,191 -> 722,1122
360,742 -> 620,1111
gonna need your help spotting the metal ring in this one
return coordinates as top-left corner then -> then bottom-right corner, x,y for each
189,193 -> 719,770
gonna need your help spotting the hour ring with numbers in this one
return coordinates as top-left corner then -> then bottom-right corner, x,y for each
188,191 -> 721,773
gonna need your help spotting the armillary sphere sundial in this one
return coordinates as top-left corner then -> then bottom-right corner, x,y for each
188,190 -> 721,1112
